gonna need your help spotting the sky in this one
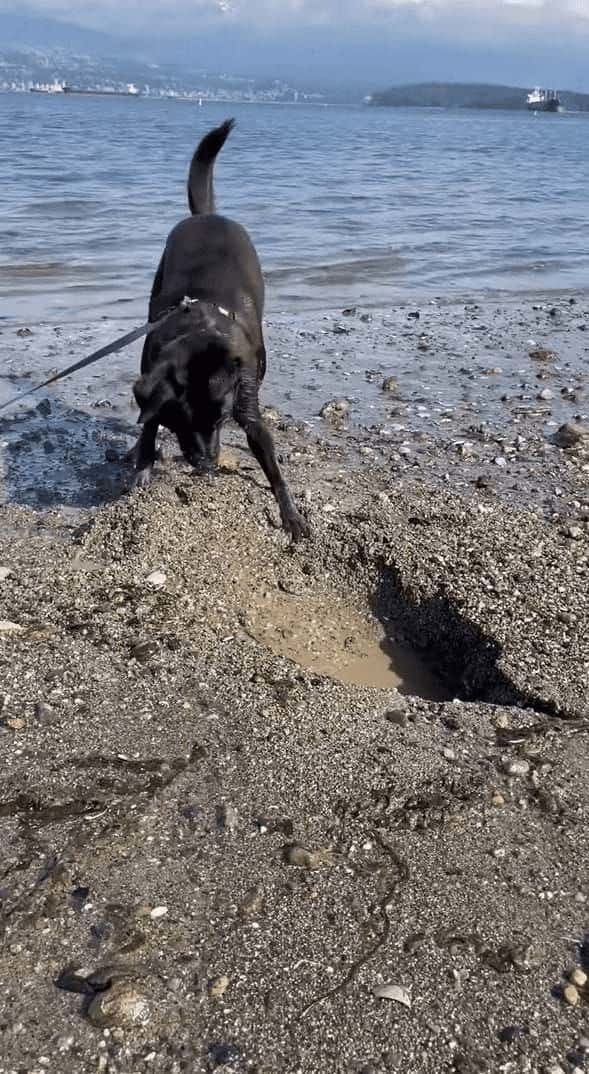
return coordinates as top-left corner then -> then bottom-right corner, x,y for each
1,0 -> 588,90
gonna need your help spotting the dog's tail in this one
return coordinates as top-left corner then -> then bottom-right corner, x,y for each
187,118 -> 235,215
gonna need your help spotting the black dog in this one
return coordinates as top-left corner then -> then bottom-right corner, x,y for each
132,119 -> 308,541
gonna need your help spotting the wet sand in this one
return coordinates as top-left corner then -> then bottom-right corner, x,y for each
0,294 -> 588,1073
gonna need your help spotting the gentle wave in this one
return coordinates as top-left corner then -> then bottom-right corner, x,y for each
1,95 -> 588,321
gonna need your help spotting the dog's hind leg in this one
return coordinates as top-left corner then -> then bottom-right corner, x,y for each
233,375 -> 309,542
133,419 -> 159,489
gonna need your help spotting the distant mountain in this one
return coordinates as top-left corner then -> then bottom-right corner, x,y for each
369,82 -> 589,111
0,12 -> 361,99
0,12 -> 135,58
0,14 -> 326,102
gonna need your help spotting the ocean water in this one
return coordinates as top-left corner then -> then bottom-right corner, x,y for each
1,93 -> 588,324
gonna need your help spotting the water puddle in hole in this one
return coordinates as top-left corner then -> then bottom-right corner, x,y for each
246,588 -> 448,700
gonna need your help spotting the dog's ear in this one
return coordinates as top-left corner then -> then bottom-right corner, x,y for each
133,366 -> 179,425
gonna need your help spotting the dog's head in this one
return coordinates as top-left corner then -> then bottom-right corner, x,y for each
133,336 -> 239,470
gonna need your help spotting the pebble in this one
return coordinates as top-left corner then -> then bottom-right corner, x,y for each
381,377 -> 400,395
208,975 -> 230,999
373,983 -> 412,1008
385,708 -> 408,728
529,348 -> 556,362
0,566 -> 12,583
566,526 -> 584,541
0,620 -> 25,636
87,983 -> 151,1029
538,388 -> 554,401
442,747 -> 457,762
503,759 -> 530,777
238,885 -> 265,919
150,905 -> 168,920
494,456 -> 507,468
320,398 -> 351,423
283,844 -> 335,869
569,967 -> 587,988
491,793 -> 506,808
34,701 -> 55,726
217,802 -> 238,832
563,984 -> 580,1007
146,569 -> 167,589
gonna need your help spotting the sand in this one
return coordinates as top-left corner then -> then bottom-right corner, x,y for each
0,294 -> 588,1073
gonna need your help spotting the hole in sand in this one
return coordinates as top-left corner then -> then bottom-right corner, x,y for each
372,562 -> 534,709
246,588 -> 449,700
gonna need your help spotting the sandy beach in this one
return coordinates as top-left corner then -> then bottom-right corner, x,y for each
0,293 -> 588,1073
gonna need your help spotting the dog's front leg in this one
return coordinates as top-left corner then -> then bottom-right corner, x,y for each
133,419 -> 159,489
234,376 -> 309,541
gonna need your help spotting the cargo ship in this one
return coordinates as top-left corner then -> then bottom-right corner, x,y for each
63,82 -> 141,97
526,87 -> 561,112
30,79 -> 65,94
31,81 -> 141,97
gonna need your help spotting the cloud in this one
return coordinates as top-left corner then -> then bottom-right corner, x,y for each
3,0 -> 589,33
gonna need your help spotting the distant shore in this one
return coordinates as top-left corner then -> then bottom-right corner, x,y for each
369,80 -> 589,112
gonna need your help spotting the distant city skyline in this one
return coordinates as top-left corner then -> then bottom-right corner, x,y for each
0,2 -> 587,93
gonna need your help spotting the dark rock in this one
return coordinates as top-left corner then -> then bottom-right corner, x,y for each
384,702 -> 409,727
498,1026 -> 528,1044
404,932 -> 427,955
16,327 -> 33,337
553,423 -> 588,448
69,886 -> 90,911
36,398 -> 52,416
130,640 -> 160,663
180,803 -> 203,824
529,347 -> 556,362
208,1043 -> 241,1068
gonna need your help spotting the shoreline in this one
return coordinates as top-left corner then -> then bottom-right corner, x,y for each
1,290 -> 587,515
0,292 -> 588,1072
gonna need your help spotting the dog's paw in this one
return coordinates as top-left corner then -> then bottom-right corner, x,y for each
133,466 -> 154,490
282,508 -> 311,543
